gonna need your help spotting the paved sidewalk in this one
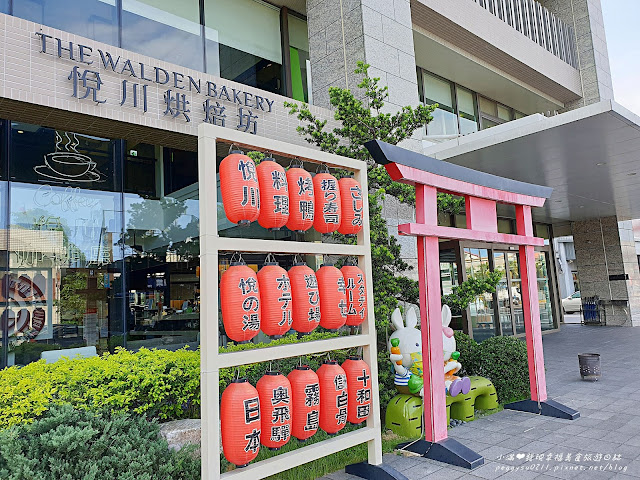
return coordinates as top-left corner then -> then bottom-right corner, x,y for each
320,325 -> 640,480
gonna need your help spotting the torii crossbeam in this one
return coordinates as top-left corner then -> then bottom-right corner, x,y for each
366,141 -> 579,469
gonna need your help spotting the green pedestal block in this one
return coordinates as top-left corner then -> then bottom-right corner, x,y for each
447,376 -> 499,423
385,394 -> 424,439
385,376 -> 499,436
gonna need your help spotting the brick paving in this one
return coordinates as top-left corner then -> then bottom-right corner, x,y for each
320,325 -> 640,479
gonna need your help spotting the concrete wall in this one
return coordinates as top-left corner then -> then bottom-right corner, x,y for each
542,0 -> 613,111
572,217 -> 640,326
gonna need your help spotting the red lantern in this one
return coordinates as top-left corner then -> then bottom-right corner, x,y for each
32,307 -> 45,333
337,177 -> 363,235
16,275 -> 32,300
313,172 -> 341,233
341,264 -> 367,326
257,260 -> 292,338
286,166 -> 314,232
288,262 -> 320,333
256,372 -> 292,450
316,264 -> 347,330
219,149 -> 260,225
220,262 -> 261,342
287,366 -> 320,441
341,356 -> 372,424
257,157 -> 289,230
221,379 -> 261,467
317,361 -> 348,434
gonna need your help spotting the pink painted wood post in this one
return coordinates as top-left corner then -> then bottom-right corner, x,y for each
415,184 -> 448,443
516,205 -> 548,402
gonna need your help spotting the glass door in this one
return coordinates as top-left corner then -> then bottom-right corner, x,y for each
507,252 -> 525,334
493,251 -> 514,335
536,251 -> 555,331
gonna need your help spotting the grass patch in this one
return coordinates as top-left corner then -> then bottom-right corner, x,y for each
221,426 -> 408,480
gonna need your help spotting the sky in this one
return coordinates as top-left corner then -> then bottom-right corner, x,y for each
601,0 -> 640,115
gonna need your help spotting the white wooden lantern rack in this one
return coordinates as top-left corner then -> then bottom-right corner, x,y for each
198,123 -> 399,480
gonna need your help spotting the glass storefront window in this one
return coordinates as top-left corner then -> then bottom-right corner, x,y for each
205,0 -> 283,95
124,142 -> 200,352
6,123 -> 124,367
465,248 -> 496,342
456,86 -> 478,135
289,14 -> 310,102
121,0 -> 204,71
423,73 -> 458,136
493,252 -> 513,336
13,0 -> 119,46
536,252 -> 555,331
497,104 -> 512,121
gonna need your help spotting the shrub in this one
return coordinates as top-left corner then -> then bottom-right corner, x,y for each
0,331 -> 341,429
453,331 -> 530,404
474,335 -> 530,404
0,405 -> 200,480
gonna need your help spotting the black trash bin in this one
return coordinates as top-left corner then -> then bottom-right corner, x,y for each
578,353 -> 601,381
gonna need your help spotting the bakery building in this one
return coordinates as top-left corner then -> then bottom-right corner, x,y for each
1,0 -> 639,367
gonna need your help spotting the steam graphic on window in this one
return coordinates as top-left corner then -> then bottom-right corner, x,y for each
34,132 -> 105,182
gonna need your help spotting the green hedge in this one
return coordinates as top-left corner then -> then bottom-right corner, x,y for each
0,332 -> 342,429
0,405 -> 200,480
454,331 -> 530,404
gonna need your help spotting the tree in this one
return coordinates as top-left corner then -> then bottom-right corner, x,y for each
285,62 -> 498,409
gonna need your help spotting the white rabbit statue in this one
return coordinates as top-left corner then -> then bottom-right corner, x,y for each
389,305 -> 470,397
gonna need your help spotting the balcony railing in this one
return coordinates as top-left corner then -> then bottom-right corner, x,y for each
471,0 -> 578,68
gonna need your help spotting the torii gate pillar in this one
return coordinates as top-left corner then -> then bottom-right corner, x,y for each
366,141 -> 579,470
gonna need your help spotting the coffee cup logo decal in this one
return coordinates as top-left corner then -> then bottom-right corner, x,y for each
34,132 -> 105,183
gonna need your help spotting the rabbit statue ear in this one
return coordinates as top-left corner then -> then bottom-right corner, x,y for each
406,308 -> 418,329
441,304 -> 452,327
391,308 -> 404,331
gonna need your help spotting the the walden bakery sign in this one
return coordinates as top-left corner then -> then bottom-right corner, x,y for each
35,33 -> 277,134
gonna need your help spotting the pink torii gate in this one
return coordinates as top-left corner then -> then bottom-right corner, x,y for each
366,141 -> 578,469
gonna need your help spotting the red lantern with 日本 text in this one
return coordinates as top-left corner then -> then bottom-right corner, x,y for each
220,262 -> 261,342
219,148 -> 260,225
313,172 -> 341,233
316,264 -> 347,330
337,177 -> 363,235
317,361 -> 348,434
221,379 -> 261,467
341,356 -> 372,424
257,260 -> 292,338
288,366 -> 320,441
341,263 -> 367,326
257,157 -> 289,230
286,166 -> 314,232
256,371 -> 292,450
288,262 -> 320,333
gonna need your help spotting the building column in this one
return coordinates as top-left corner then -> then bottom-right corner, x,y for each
571,217 -> 640,326
306,0 -> 422,149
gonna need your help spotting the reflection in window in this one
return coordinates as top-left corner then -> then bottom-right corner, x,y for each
289,14 -> 310,102
124,141 -> 200,352
13,0 -> 118,46
205,0 -> 283,95
465,248 -> 496,342
423,72 -> 458,136
121,0 -> 203,71
536,252 -> 556,331
0,0 -> 8,14
456,87 -> 478,135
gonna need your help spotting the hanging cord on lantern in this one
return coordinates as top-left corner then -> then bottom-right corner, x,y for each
289,157 -> 304,169
315,162 -> 330,174
229,252 -> 245,265
264,253 -> 277,265
228,143 -> 243,155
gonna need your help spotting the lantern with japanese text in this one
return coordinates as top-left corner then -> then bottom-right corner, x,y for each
219,147 -> 260,225
256,371 -> 292,450
287,366 -> 320,441
316,264 -> 347,330
257,156 -> 289,230
317,361 -> 348,435
221,379 -> 261,467
32,307 -> 45,334
313,171 -> 341,233
288,261 -> 320,333
286,165 -> 314,232
341,263 -> 367,326
337,177 -> 363,235
341,356 -> 372,424
220,260 -> 261,342
257,258 -> 292,338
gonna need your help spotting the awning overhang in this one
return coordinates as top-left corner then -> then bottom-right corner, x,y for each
421,100 -> 640,224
